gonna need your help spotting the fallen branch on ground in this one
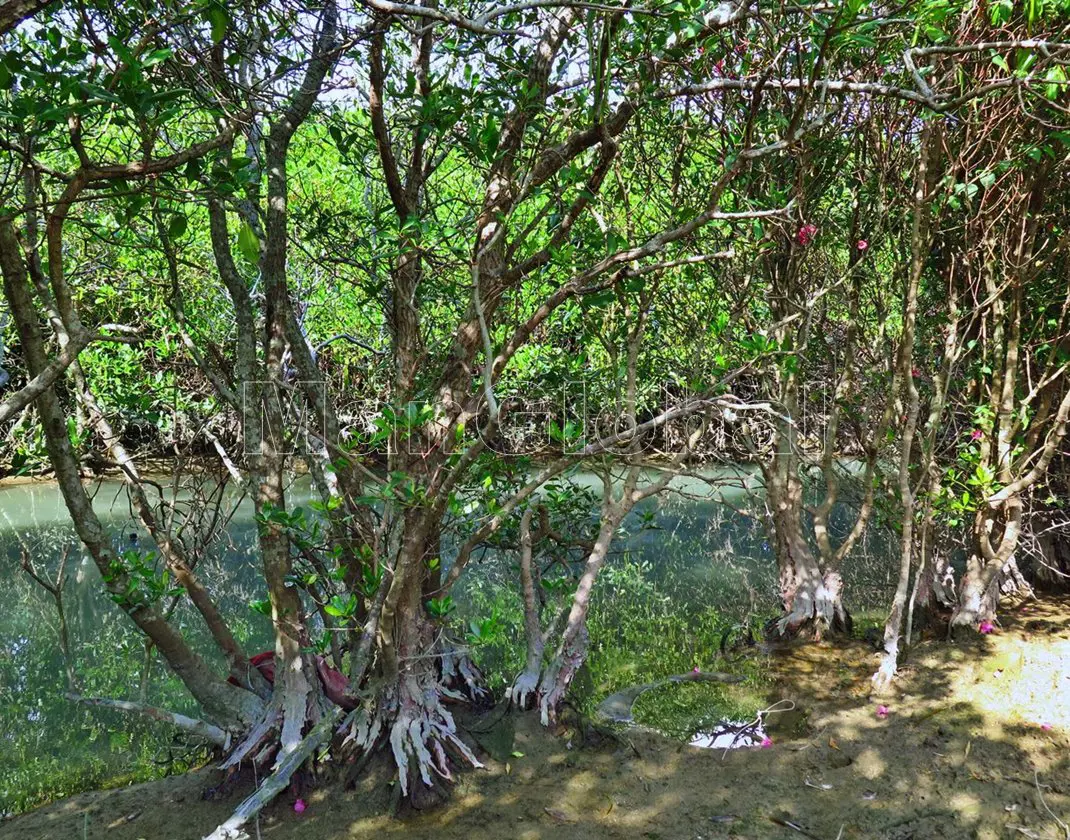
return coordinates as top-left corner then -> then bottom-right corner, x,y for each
66,693 -> 229,747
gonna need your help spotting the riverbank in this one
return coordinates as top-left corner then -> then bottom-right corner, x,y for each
5,596 -> 1068,840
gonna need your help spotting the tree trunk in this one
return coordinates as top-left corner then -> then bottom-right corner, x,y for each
511,507 -> 545,707
535,509 -> 620,723
951,498 -> 1025,630
905,547 -> 954,641
0,219 -> 264,731
343,535 -> 483,807
766,475 -> 848,638
949,553 -> 1000,629
997,554 -> 1034,600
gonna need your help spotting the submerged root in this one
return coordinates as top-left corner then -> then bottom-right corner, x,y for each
439,639 -> 491,707
389,696 -> 483,806
204,706 -> 345,840
206,633 -> 489,833
340,669 -> 484,808
767,602 -> 852,641
218,704 -> 282,770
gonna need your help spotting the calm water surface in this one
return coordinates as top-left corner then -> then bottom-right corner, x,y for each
0,468 -> 896,812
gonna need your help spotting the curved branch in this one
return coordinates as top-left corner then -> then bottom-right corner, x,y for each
67,693 -> 229,747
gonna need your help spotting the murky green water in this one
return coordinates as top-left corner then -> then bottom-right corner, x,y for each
0,469 -> 896,813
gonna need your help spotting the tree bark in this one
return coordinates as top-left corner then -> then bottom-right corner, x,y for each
874,124 -> 929,689
950,553 -> 1001,628
764,469 -> 849,638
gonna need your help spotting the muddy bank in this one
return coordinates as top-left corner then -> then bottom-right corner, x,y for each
4,598 -> 1069,840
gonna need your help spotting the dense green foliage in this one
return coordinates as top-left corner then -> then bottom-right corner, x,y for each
2,0 -> 1070,827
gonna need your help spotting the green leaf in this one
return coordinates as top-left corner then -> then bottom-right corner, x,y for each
206,5 -> 229,45
324,594 -> 357,618
142,48 -> 173,68
167,213 -> 187,239
237,222 -> 260,265
1045,65 -> 1066,101
249,597 -> 271,617
989,0 -> 1012,25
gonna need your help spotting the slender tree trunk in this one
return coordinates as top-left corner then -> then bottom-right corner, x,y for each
535,510 -> 620,723
256,137 -> 321,758
873,121 -> 932,688
0,219 -> 264,730
511,506 -> 545,707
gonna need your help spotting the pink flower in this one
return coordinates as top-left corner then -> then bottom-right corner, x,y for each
294,799 -> 307,814
693,666 -> 701,674
760,736 -> 773,748
911,367 -> 921,378
1041,722 -> 1053,731
796,223 -> 817,246
876,705 -> 890,719
979,620 -> 995,634
856,239 -> 868,251
971,429 -> 983,441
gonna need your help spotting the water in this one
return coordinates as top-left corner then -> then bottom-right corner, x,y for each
0,468 -> 897,813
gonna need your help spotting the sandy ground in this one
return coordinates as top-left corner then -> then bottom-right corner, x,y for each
4,597 -> 1069,840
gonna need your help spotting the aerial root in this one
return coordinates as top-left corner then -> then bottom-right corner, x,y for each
66,693 -> 231,748
509,668 -> 540,709
389,691 -> 484,796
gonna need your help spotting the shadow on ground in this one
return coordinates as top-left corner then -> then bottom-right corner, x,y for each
4,597 -> 1069,840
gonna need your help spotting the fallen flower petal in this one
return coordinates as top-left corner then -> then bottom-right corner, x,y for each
979,620 -> 995,634
294,799 -> 307,814
876,705 -> 890,719
760,736 -> 773,748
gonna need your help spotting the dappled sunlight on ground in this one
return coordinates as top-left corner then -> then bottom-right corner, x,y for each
4,598 -> 1070,840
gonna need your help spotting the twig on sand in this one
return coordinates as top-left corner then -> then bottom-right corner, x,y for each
721,699 -> 795,759
1035,769 -> 1070,840
768,816 -> 825,839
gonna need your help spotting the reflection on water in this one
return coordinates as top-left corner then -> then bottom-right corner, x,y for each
0,468 -> 896,813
